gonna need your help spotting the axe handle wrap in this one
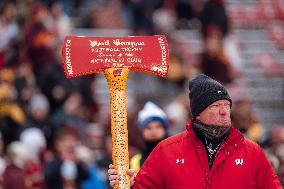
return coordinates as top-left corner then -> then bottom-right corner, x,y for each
104,68 -> 130,189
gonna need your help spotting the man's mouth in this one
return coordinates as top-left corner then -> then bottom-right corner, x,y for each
219,119 -> 230,125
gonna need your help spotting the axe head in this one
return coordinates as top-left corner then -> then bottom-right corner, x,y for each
62,35 -> 169,78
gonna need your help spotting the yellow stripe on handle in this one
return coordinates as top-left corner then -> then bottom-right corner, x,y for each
104,68 -> 130,189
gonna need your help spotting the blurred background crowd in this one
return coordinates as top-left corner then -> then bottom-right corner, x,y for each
0,0 -> 283,188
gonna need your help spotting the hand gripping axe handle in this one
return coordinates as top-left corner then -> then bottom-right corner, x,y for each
62,35 -> 169,189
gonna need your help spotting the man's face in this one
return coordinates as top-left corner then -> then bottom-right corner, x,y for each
56,135 -> 78,160
196,99 -> 231,126
142,121 -> 166,141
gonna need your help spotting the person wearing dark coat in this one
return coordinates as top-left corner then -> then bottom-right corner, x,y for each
129,101 -> 169,171
44,128 -> 89,189
200,0 -> 229,38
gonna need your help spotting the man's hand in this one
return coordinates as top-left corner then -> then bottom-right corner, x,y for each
108,164 -> 136,188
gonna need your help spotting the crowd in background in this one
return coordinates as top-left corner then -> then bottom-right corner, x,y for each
0,0 -> 283,188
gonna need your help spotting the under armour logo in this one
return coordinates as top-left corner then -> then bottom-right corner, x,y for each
235,158 -> 244,165
217,90 -> 222,94
176,159 -> 185,164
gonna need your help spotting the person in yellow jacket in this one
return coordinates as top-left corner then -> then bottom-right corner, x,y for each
0,68 -> 25,151
129,101 -> 169,172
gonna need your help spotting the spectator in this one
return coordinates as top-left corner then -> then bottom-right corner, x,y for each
49,91 -> 88,140
44,128 -> 89,189
199,25 -> 234,84
0,2 -> 18,69
76,145 -> 107,189
20,128 -> 47,189
83,1 -> 126,29
84,123 -> 105,162
24,2 -> 55,79
3,141 -> 29,189
200,0 -> 229,38
0,68 -> 25,151
46,1 -> 73,42
14,63 -> 37,110
129,101 -> 169,171
165,91 -> 190,135
24,92 -> 52,147
231,98 -> 263,142
152,0 -> 177,35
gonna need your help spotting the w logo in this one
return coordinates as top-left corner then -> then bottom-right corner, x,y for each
235,158 -> 244,166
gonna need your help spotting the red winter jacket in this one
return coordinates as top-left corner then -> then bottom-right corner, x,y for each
134,121 -> 282,189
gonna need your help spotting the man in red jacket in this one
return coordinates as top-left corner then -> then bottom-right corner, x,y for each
109,74 -> 282,188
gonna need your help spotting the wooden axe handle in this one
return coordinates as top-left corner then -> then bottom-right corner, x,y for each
104,68 -> 130,189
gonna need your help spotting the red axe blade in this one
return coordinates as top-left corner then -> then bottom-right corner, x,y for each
62,35 -> 169,77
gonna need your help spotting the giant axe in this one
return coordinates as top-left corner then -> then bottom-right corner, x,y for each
62,35 -> 169,189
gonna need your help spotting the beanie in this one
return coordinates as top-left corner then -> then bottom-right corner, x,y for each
20,128 -> 46,161
138,101 -> 168,130
29,93 -> 50,114
189,74 -> 232,117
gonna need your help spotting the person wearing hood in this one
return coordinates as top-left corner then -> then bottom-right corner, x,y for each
129,101 -> 169,172
108,74 -> 282,188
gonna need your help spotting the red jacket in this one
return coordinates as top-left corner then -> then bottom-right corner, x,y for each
134,121 -> 282,189
3,164 -> 27,189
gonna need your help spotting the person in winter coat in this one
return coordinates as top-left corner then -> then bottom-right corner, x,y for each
108,74 -> 282,189
44,128 -> 89,189
3,141 -> 29,189
129,101 -> 169,172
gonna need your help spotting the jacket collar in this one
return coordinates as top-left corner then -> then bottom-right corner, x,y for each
186,119 -> 244,144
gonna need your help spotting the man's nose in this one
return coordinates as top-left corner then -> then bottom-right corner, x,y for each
219,106 -> 230,115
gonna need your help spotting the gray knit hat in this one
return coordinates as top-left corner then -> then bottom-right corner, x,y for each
189,74 -> 232,117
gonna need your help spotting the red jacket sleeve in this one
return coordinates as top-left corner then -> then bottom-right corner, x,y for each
255,147 -> 282,189
133,144 -> 165,189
